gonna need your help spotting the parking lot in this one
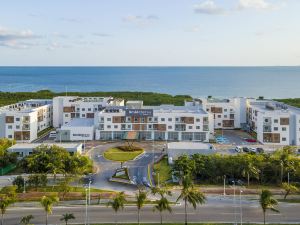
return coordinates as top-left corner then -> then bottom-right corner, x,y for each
214,129 -> 257,145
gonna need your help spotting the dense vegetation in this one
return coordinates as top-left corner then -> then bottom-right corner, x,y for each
0,90 -> 192,106
21,144 -> 93,176
276,98 -> 300,108
173,146 -> 300,185
0,139 -> 17,168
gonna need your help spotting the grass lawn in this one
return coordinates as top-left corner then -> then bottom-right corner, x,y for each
153,157 -> 172,185
103,147 -> 144,162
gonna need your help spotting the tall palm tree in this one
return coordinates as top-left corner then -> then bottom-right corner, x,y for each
107,192 -> 126,225
40,195 -> 59,225
259,189 -> 279,225
136,189 -> 147,225
242,161 -> 260,186
0,196 -> 13,225
20,215 -> 34,225
60,213 -> 75,225
177,175 -> 206,225
153,195 -> 172,225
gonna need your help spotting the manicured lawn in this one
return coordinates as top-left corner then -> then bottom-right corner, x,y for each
103,148 -> 144,162
153,157 -> 172,185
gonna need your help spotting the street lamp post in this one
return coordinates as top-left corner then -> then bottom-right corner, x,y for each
85,188 -> 88,225
22,174 -> 26,193
233,181 -> 237,225
240,190 -> 243,225
223,175 -> 226,196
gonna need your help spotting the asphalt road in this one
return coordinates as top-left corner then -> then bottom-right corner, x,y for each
3,196 -> 300,225
88,142 -> 164,193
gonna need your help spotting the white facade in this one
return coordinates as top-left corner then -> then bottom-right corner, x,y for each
95,104 -> 213,142
8,143 -> 83,158
0,100 -> 53,143
247,99 -> 300,146
53,96 -> 124,128
58,118 -> 95,141
199,97 -> 247,129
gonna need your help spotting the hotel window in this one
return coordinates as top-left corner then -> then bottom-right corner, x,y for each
196,126 -> 200,129
65,114 -> 69,117
127,125 -> 131,129
282,137 -> 286,141
224,109 -> 227,112
175,118 -> 179,122
82,114 -> 85,117
224,115 -> 227,118
134,117 -> 138,122
8,125 -> 12,129
189,126 -> 192,129
161,118 -> 165,122
107,125 -> 111,129
82,108 -> 85,111
218,123 -> 221,126
8,135 -> 12,139
168,126 -> 172,129
16,118 -> 20,122
265,119 -> 269,123
274,119 -> 278,123
107,118 -> 111,121
218,115 -> 221,118
168,118 -> 172,122
148,124 -> 153,129
196,118 -> 200,122
274,127 -> 278,131
77,108 -> 80,111
282,127 -> 287,131
148,117 -> 152,122
16,125 -> 20,129
114,125 -> 118,129
88,108 -> 91,111
154,117 -> 158,122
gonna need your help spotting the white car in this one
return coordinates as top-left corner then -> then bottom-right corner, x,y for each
49,131 -> 57,138
249,147 -> 257,153
235,146 -> 243,153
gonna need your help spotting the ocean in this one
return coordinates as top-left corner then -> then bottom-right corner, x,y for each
0,66 -> 299,98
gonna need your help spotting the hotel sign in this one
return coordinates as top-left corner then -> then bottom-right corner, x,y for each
125,109 -> 153,117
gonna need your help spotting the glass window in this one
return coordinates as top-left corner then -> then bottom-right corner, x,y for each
161,118 -> 165,122
168,118 -> 172,122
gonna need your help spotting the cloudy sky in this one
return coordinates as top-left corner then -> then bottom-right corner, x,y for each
0,0 -> 299,66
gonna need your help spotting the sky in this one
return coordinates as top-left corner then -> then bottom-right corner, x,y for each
0,0 -> 299,66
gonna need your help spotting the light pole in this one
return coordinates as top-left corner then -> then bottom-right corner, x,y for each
223,175 -> 226,196
240,190 -> 243,225
85,188 -> 88,225
22,174 -> 26,193
233,181 -> 237,225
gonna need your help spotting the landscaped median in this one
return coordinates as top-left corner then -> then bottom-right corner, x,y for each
153,156 -> 172,185
103,145 -> 144,162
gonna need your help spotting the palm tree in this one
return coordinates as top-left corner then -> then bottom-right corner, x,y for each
0,196 -> 13,225
153,195 -> 172,225
177,175 -> 206,225
20,215 -> 34,225
107,192 -> 126,225
40,195 -> 59,225
136,189 -> 147,225
242,160 -> 260,186
259,189 -> 279,225
60,213 -> 75,225
282,182 -> 299,199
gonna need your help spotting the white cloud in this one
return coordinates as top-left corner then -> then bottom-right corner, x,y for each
194,0 -> 225,15
238,0 -> 284,11
0,26 -> 40,49
122,14 -> 159,27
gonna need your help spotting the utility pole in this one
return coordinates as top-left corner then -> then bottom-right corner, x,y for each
233,181 -> 237,225
223,175 -> 226,196
240,190 -> 243,225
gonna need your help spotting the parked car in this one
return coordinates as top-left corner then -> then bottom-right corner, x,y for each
228,178 -> 245,186
245,138 -> 257,143
256,147 -> 264,154
235,146 -> 243,153
49,131 -> 57,138
142,177 -> 151,188
249,147 -> 257,153
242,147 -> 250,153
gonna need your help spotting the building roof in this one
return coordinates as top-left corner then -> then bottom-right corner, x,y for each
62,118 -> 94,127
167,142 -> 213,150
8,143 -> 82,150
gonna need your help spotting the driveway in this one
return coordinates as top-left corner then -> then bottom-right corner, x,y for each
88,141 -> 165,193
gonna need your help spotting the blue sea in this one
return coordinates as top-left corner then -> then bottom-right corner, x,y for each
0,67 -> 299,98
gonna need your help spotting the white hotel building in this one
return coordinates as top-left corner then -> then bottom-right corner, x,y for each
94,101 -> 213,142
199,97 -> 247,129
0,100 -> 53,142
53,96 -> 124,128
247,100 -> 300,146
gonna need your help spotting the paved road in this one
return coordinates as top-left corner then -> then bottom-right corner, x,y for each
3,196 -> 300,225
88,142 -> 165,193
